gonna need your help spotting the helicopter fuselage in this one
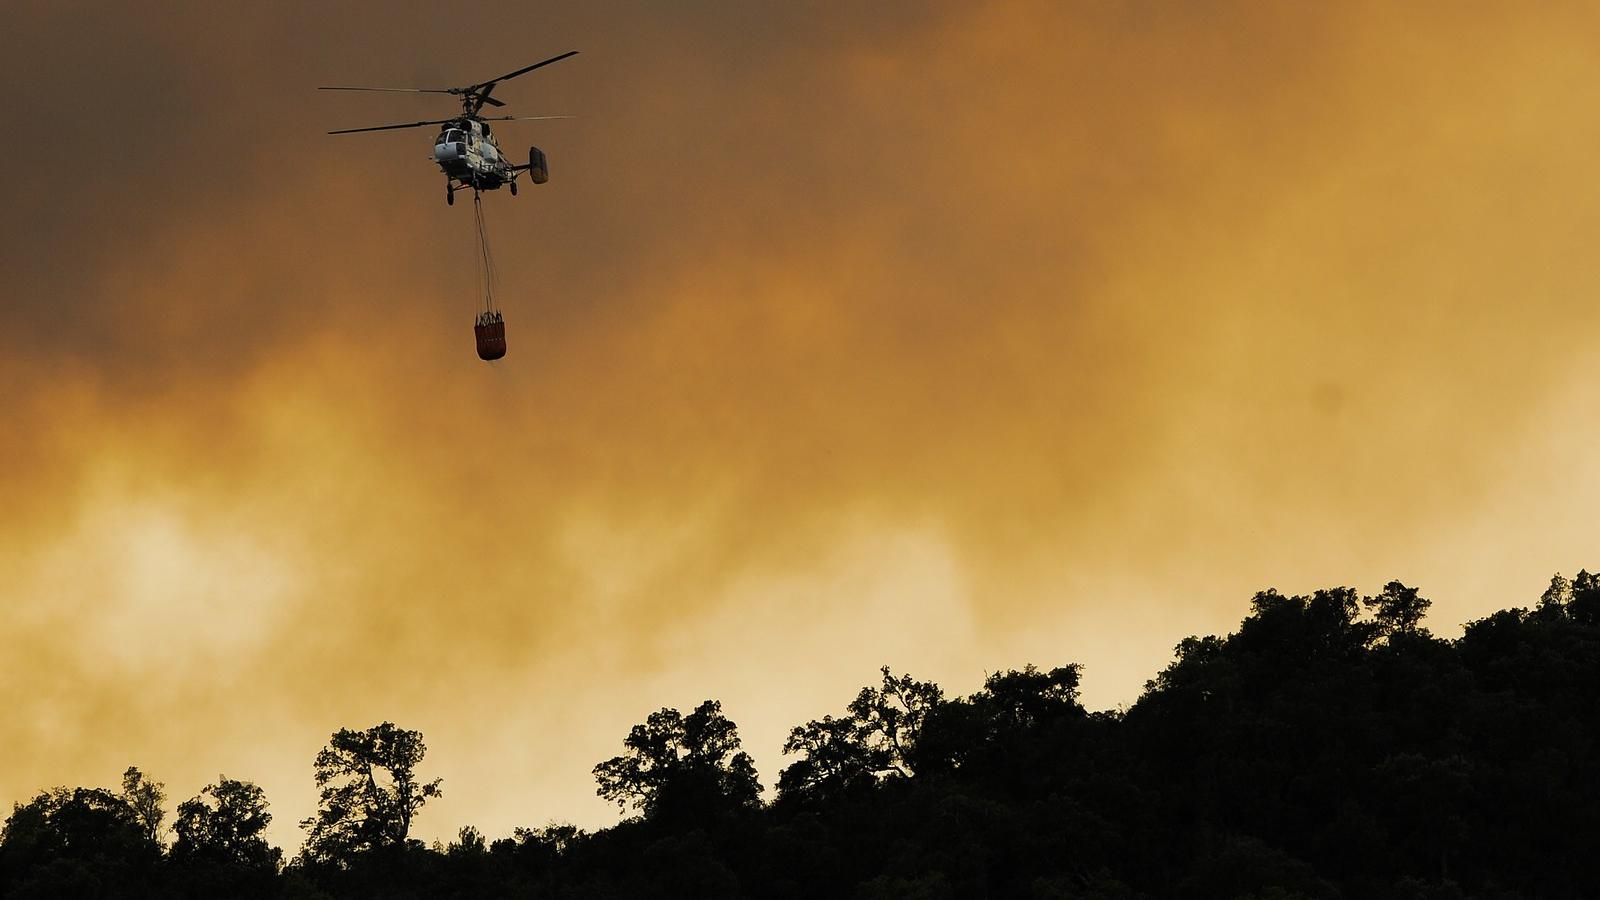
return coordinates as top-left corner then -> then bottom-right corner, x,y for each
434,118 -> 515,191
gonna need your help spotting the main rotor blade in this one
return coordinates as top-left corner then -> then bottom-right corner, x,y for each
478,115 -> 576,122
327,117 -> 456,135
318,86 -> 454,94
470,50 -> 579,91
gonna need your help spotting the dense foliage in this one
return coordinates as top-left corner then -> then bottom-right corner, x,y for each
3,572 -> 1598,898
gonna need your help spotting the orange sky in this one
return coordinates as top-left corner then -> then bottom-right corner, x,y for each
3,0 -> 1599,851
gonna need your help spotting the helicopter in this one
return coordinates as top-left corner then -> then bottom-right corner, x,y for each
321,51 -> 578,205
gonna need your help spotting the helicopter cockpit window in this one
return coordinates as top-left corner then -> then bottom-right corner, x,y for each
481,123 -> 492,137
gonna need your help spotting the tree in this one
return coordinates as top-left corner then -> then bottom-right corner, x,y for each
852,666 -> 945,779
299,722 -> 442,866
444,825 -> 487,857
1237,587 -> 1378,658
172,776 -> 281,871
1364,581 -> 1432,638
778,666 -> 944,801
915,664 -> 1087,776
778,713 -> 879,801
1569,570 -> 1600,624
0,786 -> 158,895
120,766 -> 166,846
971,664 -> 1083,730
593,699 -> 761,821
1538,573 -> 1572,611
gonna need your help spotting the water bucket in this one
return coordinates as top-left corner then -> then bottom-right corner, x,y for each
475,314 -> 507,361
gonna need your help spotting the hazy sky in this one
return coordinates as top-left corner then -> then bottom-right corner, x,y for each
3,0 -> 1598,850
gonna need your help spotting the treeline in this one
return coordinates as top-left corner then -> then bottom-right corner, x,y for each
3,572 -> 1599,898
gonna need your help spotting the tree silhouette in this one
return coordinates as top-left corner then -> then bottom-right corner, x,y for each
119,766 -> 166,847
1364,580 -> 1432,638
1538,572 -> 1572,613
779,666 -> 943,801
912,664 -> 1088,777
970,664 -> 1083,728
1569,569 -> 1600,624
0,785 -> 158,897
593,699 -> 761,822
299,722 -> 442,866
777,712 -> 880,802
172,776 -> 280,871
858,666 -> 944,779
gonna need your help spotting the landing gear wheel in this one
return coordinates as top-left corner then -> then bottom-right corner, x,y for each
510,179 -> 518,197
447,184 -> 455,206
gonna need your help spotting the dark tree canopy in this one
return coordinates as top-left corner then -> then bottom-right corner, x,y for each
171,776 -> 280,871
118,767 -> 166,848
593,700 -> 761,822
1364,580 -> 1432,637
3,570 -> 1599,899
913,663 -> 1088,777
962,663 -> 1085,740
777,712 -> 879,802
779,666 -> 944,804
1569,569 -> 1600,624
0,785 -> 159,897
299,722 -> 442,867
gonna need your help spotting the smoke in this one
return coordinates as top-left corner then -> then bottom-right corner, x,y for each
2,0 -> 1598,849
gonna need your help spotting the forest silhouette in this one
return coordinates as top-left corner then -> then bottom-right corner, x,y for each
3,572 -> 1597,899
